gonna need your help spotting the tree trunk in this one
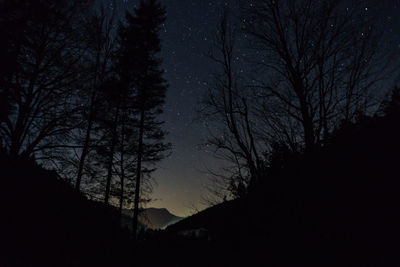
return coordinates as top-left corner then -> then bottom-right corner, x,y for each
104,105 -> 120,205
9,105 -> 27,158
118,167 -> 124,218
118,122 -> 125,218
302,117 -> 315,153
132,109 -> 145,240
75,90 -> 96,191
295,83 -> 315,152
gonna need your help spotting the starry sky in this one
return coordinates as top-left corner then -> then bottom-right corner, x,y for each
114,0 -> 400,217
149,0 -> 241,217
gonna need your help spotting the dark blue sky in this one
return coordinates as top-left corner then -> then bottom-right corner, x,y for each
152,0 -> 240,216
114,0 -> 399,216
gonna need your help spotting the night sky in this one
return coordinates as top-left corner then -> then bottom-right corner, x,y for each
114,0 -> 400,217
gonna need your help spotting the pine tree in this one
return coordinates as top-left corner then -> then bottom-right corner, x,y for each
118,0 -> 170,239
98,78 -> 123,205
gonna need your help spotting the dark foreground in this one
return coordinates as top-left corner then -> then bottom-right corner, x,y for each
2,97 -> 400,266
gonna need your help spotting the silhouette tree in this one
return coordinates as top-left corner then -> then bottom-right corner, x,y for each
243,0 -> 392,152
200,11 -> 266,201
202,1 -> 395,201
74,4 -> 117,191
113,107 -> 138,216
111,95 -> 156,218
382,86 -> 400,118
93,77 -> 124,205
0,0 -> 91,158
117,0 -> 170,239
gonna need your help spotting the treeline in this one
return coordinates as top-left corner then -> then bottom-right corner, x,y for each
0,0 -> 170,235
201,0 -> 399,202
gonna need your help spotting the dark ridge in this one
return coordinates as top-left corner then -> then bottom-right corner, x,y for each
161,108 -> 400,266
1,155 -> 132,267
165,199 -> 241,238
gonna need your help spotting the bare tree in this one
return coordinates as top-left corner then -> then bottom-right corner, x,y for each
75,3 -> 117,191
243,0 -> 392,151
0,0 -> 92,158
200,11 -> 265,200
201,1 -> 395,201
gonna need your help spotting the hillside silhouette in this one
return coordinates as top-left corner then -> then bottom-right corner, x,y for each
158,91 -> 400,267
1,155 -> 133,266
1,89 -> 400,266
1,90 -> 399,266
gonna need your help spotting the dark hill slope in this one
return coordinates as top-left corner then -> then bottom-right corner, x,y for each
1,155 -> 132,267
166,199 -> 244,238
165,110 -> 400,266
140,208 -> 182,229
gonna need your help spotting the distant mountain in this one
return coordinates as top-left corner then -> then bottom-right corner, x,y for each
120,211 -> 146,232
165,199 -> 241,238
123,208 -> 183,230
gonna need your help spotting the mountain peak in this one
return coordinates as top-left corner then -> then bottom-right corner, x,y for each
122,207 -> 183,230
146,207 -> 168,212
